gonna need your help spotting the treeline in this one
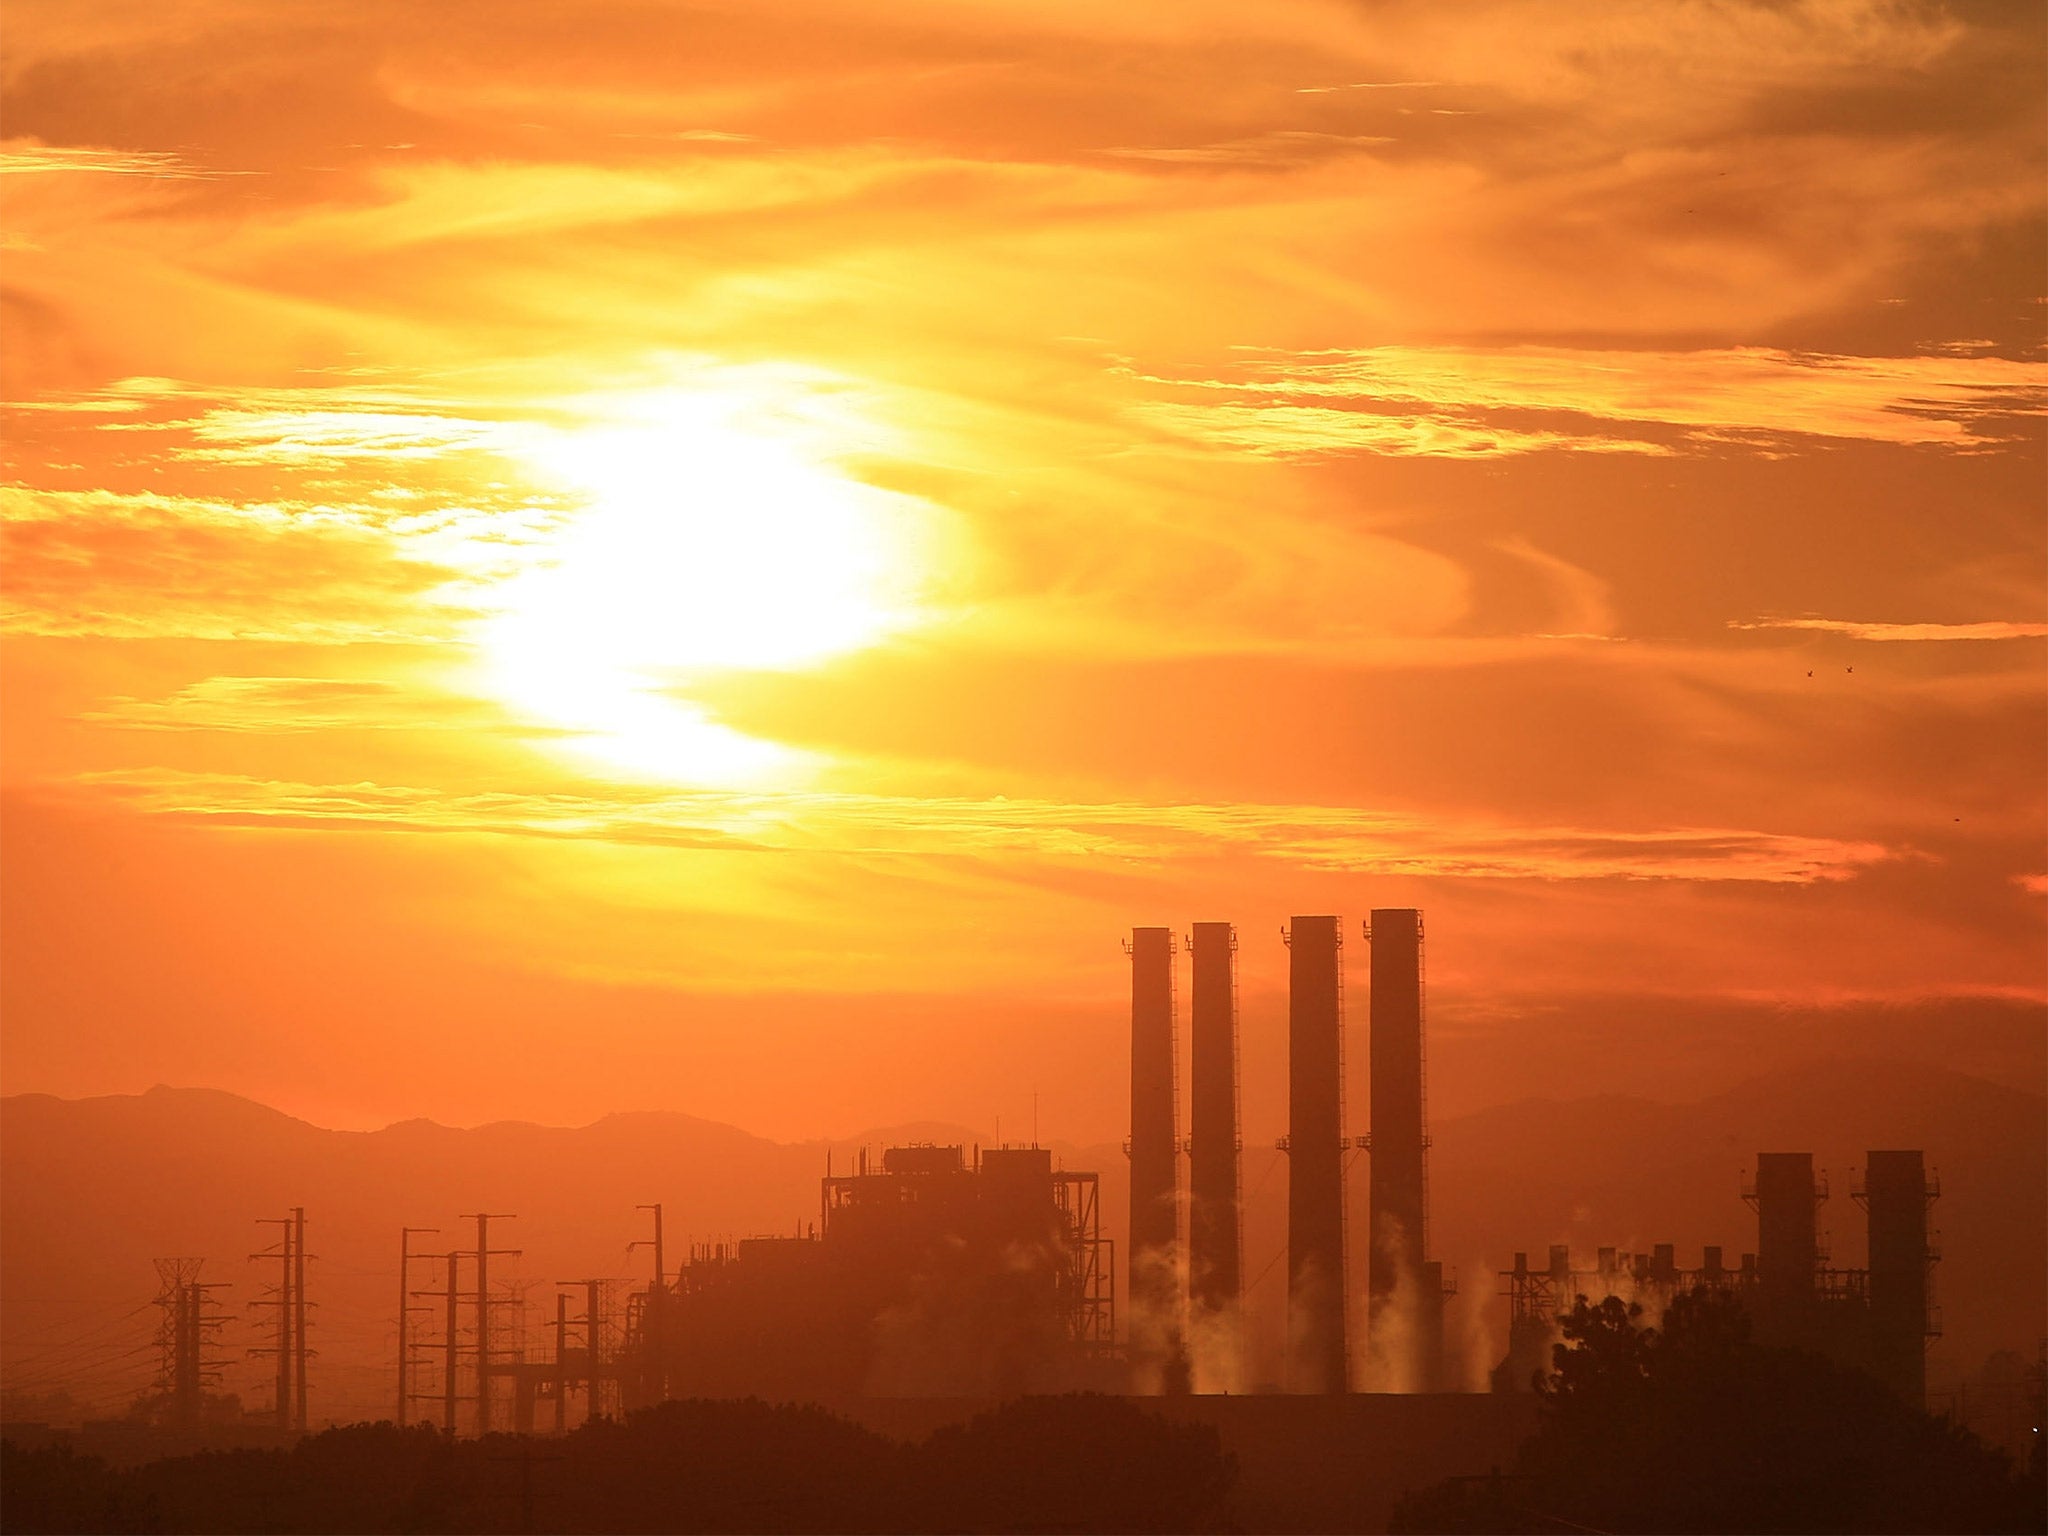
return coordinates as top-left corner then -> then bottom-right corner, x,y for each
12,1318 -> 2041,1535
1391,1290 -> 2043,1535
2,1394 -> 1235,1535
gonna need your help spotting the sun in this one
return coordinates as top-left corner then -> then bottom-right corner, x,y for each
479,389 -> 930,785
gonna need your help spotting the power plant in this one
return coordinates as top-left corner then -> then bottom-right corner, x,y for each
1492,1149 -> 1941,1401
86,906 -> 1959,1440
1133,913 -> 1451,1396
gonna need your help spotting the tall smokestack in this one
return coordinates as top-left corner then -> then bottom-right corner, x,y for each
1861,1150 -> 1936,1407
1367,908 -> 1435,1388
1750,1151 -> 1821,1343
1188,922 -> 1241,1372
1284,915 -> 1346,1393
1127,926 -> 1182,1386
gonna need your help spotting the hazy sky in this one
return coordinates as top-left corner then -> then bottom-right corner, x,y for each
3,0 -> 2042,1139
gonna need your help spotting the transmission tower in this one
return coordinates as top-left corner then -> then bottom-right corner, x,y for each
151,1258 -> 231,1430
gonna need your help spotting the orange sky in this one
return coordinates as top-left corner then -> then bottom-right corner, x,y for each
2,0 -> 2043,1141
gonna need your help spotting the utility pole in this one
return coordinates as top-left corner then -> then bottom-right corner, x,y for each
559,1280 -> 611,1421
634,1204 -> 666,1294
441,1251 -> 462,1432
397,1227 -> 439,1427
292,1207 -> 309,1432
407,1252 -> 470,1433
459,1214 -> 518,1434
250,1216 -> 296,1429
553,1293 -> 569,1435
589,1280 -> 605,1418
630,1205 -> 665,1403
561,1277 -> 622,1425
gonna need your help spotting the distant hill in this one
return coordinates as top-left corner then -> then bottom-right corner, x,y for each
3,1058 -> 2038,1423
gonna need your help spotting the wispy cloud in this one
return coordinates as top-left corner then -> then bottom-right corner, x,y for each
81,677 -> 536,735
1106,132 -> 1395,167
74,768 -> 1897,885
1133,400 -> 1669,459
170,408 -> 528,464
1730,618 -> 2048,642
0,143 -> 222,179
1131,345 -> 2048,458
0,487 -> 474,643
45,375 -> 547,464
1294,81 -> 1441,95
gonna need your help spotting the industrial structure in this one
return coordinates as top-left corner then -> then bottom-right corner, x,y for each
1861,1150 -> 1941,1406
387,1148 -> 1118,1432
616,1143 -> 1115,1404
1492,1149 -> 1941,1405
1364,909 -> 1450,1392
147,1260 -> 231,1430
1126,926 -> 1183,1386
1186,922 -> 1243,1361
84,908 -> 1968,1434
1283,915 -> 1349,1393
1122,911 -> 1450,1396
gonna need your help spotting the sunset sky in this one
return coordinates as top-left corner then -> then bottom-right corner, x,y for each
3,0 -> 2042,1142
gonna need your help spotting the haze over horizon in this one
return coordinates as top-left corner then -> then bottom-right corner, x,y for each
11,1040 -> 2042,1144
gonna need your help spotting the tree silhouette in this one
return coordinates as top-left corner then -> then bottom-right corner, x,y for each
1535,1293 -> 1655,1409
1,1394 -> 1236,1534
1394,1289 -> 2037,1534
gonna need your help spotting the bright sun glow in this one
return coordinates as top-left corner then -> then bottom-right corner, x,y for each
481,390 -> 929,785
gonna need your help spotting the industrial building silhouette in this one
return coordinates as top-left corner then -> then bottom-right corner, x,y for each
123,908 -> 1948,1432
1127,912 -> 1451,1396
433,906 -> 1470,1412
1492,1149 -> 1941,1401
1120,909 -> 1941,1407
606,1143 -> 1118,1409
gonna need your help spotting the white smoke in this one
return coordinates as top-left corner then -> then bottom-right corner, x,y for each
1124,1241 -> 1191,1395
1285,1253 -> 1345,1392
1357,1214 -> 1428,1393
1446,1257 -> 1499,1392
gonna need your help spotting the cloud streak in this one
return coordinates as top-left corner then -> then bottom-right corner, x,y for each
1730,618 -> 2048,642
1131,345 -> 2048,458
72,768 -> 1898,885
0,486 -> 477,643
0,142 -> 222,179
1131,400 -> 1670,460
81,677 -> 538,735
